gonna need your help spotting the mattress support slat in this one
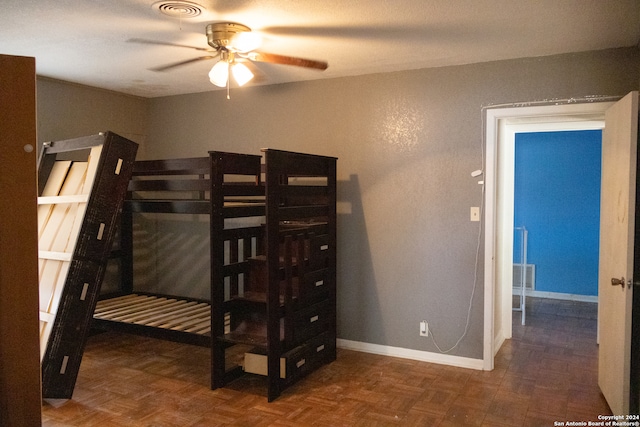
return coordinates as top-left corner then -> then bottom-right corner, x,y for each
94,294 -> 212,337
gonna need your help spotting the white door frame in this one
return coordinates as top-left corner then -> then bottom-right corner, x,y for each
483,100 -> 616,370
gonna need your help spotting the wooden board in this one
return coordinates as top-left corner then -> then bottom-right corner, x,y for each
37,160 -> 71,237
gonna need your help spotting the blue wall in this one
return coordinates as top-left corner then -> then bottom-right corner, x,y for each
513,130 -> 601,296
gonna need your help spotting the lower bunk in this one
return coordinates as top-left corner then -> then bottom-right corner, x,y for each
93,221 -> 336,400
92,292 -> 255,374
92,293 -> 213,347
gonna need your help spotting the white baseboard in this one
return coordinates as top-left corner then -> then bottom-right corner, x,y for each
517,290 -> 598,303
493,332 -> 507,357
336,339 -> 485,371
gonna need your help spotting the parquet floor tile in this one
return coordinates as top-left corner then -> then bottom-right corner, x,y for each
42,297 -> 611,426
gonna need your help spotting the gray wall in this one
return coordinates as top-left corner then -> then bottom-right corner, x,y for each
36,78 -> 149,152
36,47 -> 640,360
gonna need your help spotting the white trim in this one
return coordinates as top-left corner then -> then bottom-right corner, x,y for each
337,339 -> 485,371
493,334 -> 506,357
483,100 -> 615,373
483,107 -> 498,370
525,290 -> 598,303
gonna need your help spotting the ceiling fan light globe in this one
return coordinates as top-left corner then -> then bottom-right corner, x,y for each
231,32 -> 262,53
209,61 -> 229,87
232,63 -> 254,86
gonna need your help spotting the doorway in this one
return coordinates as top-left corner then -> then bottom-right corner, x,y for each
513,129 -> 602,302
482,99 -> 616,369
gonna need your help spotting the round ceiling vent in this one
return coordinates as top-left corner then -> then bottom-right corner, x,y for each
152,1 -> 205,18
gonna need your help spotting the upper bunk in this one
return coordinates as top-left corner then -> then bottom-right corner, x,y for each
122,149 -> 335,219
125,152 -> 264,218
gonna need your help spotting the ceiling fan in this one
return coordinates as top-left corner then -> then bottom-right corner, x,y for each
131,22 -> 328,97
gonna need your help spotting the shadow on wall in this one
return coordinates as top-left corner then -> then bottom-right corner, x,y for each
336,174 -> 384,344
132,213 -> 211,300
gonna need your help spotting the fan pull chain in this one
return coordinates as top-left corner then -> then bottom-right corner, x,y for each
227,64 -> 231,99
178,9 -> 185,30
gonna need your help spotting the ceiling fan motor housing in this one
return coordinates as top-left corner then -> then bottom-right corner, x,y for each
206,22 -> 251,50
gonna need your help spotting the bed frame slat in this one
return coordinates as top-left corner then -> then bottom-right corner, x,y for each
117,299 -> 195,323
96,297 -> 177,320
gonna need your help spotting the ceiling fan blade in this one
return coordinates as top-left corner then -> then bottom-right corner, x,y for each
247,52 -> 328,70
150,55 -> 219,72
128,38 -> 215,52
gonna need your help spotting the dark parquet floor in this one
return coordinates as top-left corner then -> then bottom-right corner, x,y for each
42,297 -> 611,426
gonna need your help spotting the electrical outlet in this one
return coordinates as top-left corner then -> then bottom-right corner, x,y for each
470,207 -> 480,222
420,321 -> 428,337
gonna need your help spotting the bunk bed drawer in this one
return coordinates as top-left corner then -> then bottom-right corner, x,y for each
243,345 -> 311,380
309,234 -> 330,270
282,345 -> 312,382
306,331 -> 336,367
300,268 -> 330,304
244,351 -> 286,378
293,299 -> 331,344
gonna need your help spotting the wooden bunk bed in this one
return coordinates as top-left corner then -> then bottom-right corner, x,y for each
93,149 -> 337,401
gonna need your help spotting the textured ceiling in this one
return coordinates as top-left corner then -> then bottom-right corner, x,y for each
1,0 -> 639,98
